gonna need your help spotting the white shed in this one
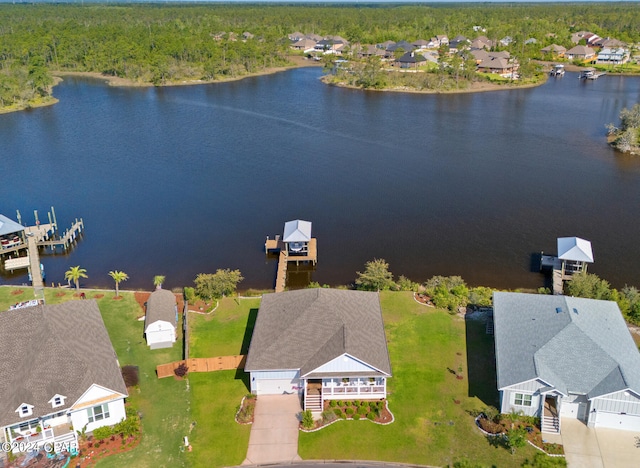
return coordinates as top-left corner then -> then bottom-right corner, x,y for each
144,289 -> 178,349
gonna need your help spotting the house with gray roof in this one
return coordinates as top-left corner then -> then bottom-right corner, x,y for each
0,300 -> 128,453
494,292 -> 640,434
245,289 -> 392,415
144,288 -> 178,349
566,45 -> 596,61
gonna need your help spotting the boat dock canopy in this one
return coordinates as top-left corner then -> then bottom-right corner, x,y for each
0,215 -> 25,236
283,219 -> 312,243
557,237 -> 594,263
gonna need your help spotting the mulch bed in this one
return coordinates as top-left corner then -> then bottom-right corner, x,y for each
236,395 -> 256,424
414,293 -> 434,306
304,399 -> 393,429
55,292 -> 66,297
76,434 -> 140,467
134,290 -> 184,313
112,296 -> 123,300
477,415 -> 564,455
10,289 -> 24,295
94,294 -> 104,299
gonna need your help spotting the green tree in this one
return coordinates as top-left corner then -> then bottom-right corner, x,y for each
65,266 -> 87,292
108,270 -> 129,297
505,426 -> 527,454
153,275 -> 166,289
565,272 -> 614,300
355,258 -> 396,291
194,269 -> 244,300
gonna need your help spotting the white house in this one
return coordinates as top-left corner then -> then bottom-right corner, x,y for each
245,289 -> 392,416
494,292 -> 640,434
0,300 -> 128,453
144,288 -> 178,349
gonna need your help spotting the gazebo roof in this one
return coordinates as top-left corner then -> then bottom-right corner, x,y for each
283,220 -> 312,243
557,237 -> 594,263
0,215 -> 24,236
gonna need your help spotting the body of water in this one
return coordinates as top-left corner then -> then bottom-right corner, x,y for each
2,68 -> 639,291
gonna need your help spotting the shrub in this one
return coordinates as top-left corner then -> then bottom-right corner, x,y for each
334,408 -> 343,417
339,412 -> 346,419
301,410 -> 314,429
121,365 -> 139,388
337,400 -> 343,406
345,401 -> 352,407
321,410 -> 337,424
353,414 -> 360,420
114,407 -> 141,439
174,363 -> 189,377
184,286 -> 196,303
357,406 -> 368,415
366,412 -> 376,421
329,400 -> 337,407
92,426 -> 113,442
377,401 -> 385,410
353,400 -> 360,406
359,401 -> 367,407
345,407 -> 354,415
368,401 -> 376,409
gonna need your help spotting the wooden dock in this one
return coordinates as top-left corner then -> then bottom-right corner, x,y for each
1,218 -> 84,288
265,236 -> 317,293
540,254 -> 565,295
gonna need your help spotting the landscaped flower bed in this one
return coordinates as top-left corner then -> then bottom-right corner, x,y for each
475,411 -> 564,455
301,399 -> 393,431
235,394 -> 256,424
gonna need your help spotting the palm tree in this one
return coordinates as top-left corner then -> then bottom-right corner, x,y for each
153,275 -> 165,289
109,270 -> 129,297
65,266 -> 87,292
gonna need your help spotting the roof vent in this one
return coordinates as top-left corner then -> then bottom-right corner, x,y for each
573,308 -> 579,314
555,307 -> 563,314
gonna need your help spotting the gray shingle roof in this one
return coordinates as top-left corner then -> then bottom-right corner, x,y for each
494,292 -> 640,398
144,289 -> 177,329
245,289 -> 392,377
0,300 -> 128,426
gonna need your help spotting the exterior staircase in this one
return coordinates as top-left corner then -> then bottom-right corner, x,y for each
305,392 -> 322,414
541,414 -> 560,434
53,431 -> 78,452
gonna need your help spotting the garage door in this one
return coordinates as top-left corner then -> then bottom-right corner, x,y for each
561,402 -> 587,420
256,378 -> 299,395
596,412 -> 640,431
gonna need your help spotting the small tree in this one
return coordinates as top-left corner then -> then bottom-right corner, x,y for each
109,270 -> 129,297
65,266 -> 87,292
194,269 -> 244,300
565,272 -> 614,300
301,410 -> 315,429
505,426 -> 528,454
153,275 -> 165,289
355,258 -> 396,291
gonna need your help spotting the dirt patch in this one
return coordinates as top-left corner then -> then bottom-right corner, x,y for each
10,289 -> 24,295
112,295 -> 123,300
77,434 -> 140,467
55,292 -> 67,297
94,294 -> 104,299
236,395 -> 256,424
134,291 -> 151,311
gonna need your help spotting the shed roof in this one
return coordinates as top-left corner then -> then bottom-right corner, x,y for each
0,215 -> 25,236
145,289 -> 177,329
283,220 -> 312,243
494,292 -> 640,399
0,300 -> 127,426
557,237 -> 594,263
245,289 -> 392,378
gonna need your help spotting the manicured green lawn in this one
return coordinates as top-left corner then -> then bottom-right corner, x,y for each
186,297 -> 257,466
0,286 -> 191,468
299,291 -> 538,466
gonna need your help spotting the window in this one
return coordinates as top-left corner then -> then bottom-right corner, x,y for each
16,404 -> 33,417
87,404 -> 110,423
49,394 -> 66,408
514,393 -> 532,407
54,397 -> 62,406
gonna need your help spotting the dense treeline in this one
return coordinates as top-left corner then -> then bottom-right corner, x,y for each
1,3 -> 639,109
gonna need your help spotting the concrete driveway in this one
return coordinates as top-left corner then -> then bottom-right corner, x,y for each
243,394 -> 302,465
561,418 -> 640,468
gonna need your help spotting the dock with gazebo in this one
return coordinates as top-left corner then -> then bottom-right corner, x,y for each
540,236 -> 594,295
265,219 -> 317,293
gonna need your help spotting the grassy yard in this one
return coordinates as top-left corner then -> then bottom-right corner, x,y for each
186,297 -> 258,467
0,286 -> 191,468
299,291 -> 538,466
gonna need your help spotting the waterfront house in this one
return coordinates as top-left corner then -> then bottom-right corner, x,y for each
566,45 -> 596,61
291,38 -> 317,52
385,40 -> 415,59
245,289 -> 392,415
396,51 -> 427,69
596,48 -> 630,65
0,300 -> 128,453
144,288 -> 178,349
541,44 -> 567,58
494,292 -> 640,433
557,236 -> 593,276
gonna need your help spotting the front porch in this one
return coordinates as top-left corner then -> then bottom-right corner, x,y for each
303,377 -> 387,413
541,395 -> 560,434
3,418 -> 78,453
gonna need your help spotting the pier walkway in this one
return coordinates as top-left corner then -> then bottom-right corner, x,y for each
541,254 -> 565,295
265,237 -> 317,293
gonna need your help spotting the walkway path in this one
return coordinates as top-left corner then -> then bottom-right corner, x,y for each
243,394 -> 302,465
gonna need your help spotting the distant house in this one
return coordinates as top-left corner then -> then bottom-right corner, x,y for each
144,288 -> 178,349
596,48 -> 630,65
477,57 -> 518,77
571,31 -> 600,46
0,301 -> 128,453
242,32 -> 254,41
499,36 -> 514,47
288,31 -> 305,42
291,38 -> 317,52
524,38 -> 538,45
565,45 -> 596,61
470,36 -> 494,50
358,45 -> 385,58
412,39 -> 430,50
449,35 -> 469,51
396,51 -> 427,69
494,292 -> 640,433
541,44 -> 567,58
595,37 -> 626,49
385,40 -> 415,58
245,289 -> 392,415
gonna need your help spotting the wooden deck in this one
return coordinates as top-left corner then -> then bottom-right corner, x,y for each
541,254 -> 565,295
266,236 -> 318,293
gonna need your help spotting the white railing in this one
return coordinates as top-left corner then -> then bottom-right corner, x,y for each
322,385 -> 385,397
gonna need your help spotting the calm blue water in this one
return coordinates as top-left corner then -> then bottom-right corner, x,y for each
2,68 -> 640,291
